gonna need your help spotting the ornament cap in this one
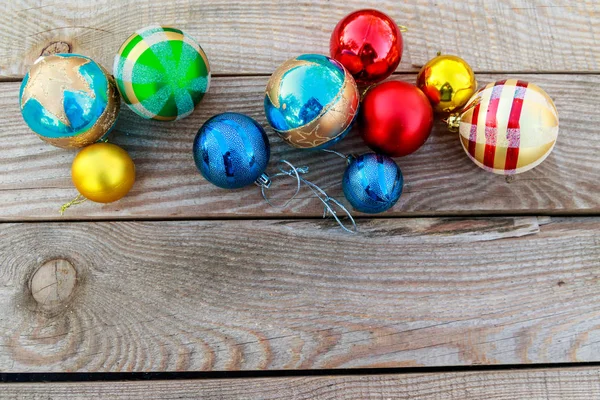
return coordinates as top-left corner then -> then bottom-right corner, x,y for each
254,173 -> 272,189
346,154 -> 356,166
446,114 -> 461,132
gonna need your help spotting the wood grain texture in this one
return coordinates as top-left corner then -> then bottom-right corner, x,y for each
1,74 -> 598,220
0,216 -> 599,372
1,0 -> 599,78
2,368 -> 600,399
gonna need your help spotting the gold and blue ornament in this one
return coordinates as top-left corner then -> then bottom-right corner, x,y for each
264,54 -> 360,149
342,153 -> 403,214
193,112 -> 270,189
19,54 -> 120,149
113,25 -> 211,121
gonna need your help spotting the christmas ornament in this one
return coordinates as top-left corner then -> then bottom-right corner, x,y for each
343,153 -> 403,213
71,142 -> 135,203
447,79 -> 559,174
264,54 -> 360,149
193,112 -> 357,231
19,54 -> 120,149
360,80 -> 434,157
330,9 -> 403,85
416,54 -> 476,113
113,25 -> 210,121
193,112 -> 270,189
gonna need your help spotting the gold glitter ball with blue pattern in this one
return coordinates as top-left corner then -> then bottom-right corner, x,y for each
113,26 -> 211,121
19,54 -> 120,149
264,54 -> 360,149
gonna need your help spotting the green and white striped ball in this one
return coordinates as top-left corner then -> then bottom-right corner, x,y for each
113,26 -> 211,121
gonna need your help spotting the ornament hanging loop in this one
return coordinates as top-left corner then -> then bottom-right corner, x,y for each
260,160 -> 303,209
305,180 -> 358,234
59,194 -> 86,215
261,160 -> 357,234
321,149 -> 355,165
359,84 -> 374,100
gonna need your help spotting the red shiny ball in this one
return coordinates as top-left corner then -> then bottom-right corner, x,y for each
330,9 -> 403,85
360,81 -> 434,157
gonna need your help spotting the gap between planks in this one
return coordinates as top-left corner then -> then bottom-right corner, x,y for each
1,366 -> 600,399
3,360 -> 600,382
0,213 -> 585,225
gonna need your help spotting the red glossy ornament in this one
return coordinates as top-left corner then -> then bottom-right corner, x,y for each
360,81 -> 434,157
330,9 -> 403,85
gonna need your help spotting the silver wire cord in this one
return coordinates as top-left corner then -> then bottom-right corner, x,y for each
260,160 -> 358,234
321,148 -> 349,160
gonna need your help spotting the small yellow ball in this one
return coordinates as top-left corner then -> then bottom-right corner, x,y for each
71,143 -> 135,203
417,55 -> 477,113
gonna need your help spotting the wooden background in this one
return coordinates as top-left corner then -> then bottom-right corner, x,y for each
0,0 -> 599,398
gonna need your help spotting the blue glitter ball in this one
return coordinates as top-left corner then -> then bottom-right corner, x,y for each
342,153 -> 404,214
264,54 -> 360,150
193,113 -> 271,189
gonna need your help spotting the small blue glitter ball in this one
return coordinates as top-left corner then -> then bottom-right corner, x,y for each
193,112 -> 270,189
342,153 -> 404,214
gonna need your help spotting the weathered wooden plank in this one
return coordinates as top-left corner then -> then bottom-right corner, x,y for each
0,217 -> 598,372
1,74 -> 598,220
2,368 -> 600,399
1,0 -> 598,78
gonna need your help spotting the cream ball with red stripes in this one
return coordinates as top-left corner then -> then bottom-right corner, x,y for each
447,79 -> 558,175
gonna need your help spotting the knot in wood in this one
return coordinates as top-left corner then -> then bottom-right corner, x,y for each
40,41 -> 72,56
30,259 -> 77,308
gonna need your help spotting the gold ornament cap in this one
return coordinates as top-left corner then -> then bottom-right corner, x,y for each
446,114 -> 462,132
